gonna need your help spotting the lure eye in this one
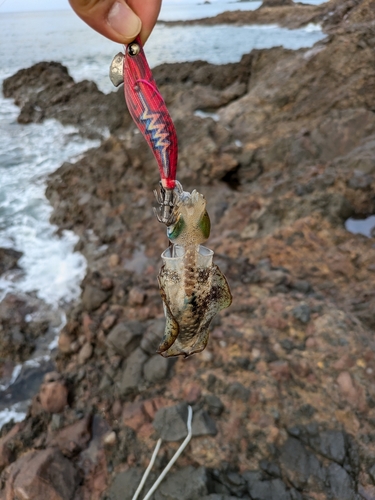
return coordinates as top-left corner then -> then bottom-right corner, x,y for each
128,42 -> 140,57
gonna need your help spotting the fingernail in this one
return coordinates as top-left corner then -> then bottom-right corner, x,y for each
108,1 -> 141,39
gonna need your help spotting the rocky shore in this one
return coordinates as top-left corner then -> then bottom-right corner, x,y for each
1,0 -> 375,498
160,0 -> 364,30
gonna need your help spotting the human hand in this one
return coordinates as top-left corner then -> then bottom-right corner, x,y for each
69,0 -> 163,45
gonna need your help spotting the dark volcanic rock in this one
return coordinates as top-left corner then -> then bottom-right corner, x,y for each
143,354 -> 171,382
153,403 -> 191,441
153,402 -> 217,441
291,304 -> 311,324
205,394 -> 225,416
0,247 -> 22,276
279,438 -> 326,490
261,0 -> 294,6
327,463 -> 356,500
106,321 -> 143,357
3,61 -> 129,137
154,466 -> 209,500
247,476 -> 294,500
119,347 -> 148,395
81,284 -> 111,312
107,468 -> 145,500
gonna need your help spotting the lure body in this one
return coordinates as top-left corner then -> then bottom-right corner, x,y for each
123,38 -> 178,190
157,189 -> 232,357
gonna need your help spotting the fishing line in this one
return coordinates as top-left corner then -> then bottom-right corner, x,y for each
131,405 -> 193,500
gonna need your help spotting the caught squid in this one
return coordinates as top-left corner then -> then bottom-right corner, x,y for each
110,37 -> 232,358
156,182 -> 232,357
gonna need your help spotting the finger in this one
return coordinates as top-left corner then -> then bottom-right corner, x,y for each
69,0 -> 162,45
128,0 -> 162,43
69,0 -> 141,45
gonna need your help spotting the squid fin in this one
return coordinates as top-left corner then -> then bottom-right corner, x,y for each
157,278 -> 179,353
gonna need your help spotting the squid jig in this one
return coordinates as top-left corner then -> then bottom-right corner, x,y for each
110,38 -> 232,357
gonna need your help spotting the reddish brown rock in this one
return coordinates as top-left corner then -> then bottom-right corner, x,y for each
4,448 -> 79,500
128,287 -> 146,306
58,330 -> 72,354
49,415 -> 92,457
122,401 -> 150,431
101,314 -> 117,331
269,361 -> 291,382
78,342 -> 93,365
336,371 -> 366,410
39,374 -> 68,414
0,423 -> 24,471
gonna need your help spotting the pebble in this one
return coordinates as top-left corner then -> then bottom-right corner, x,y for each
109,253 -> 120,267
101,277 -> 113,290
103,431 -> 117,447
81,284 -> 110,312
337,371 -> 358,405
119,347 -> 148,395
78,342 -> 93,365
205,395 -> 225,416
112,400 -> 123,420
101,314 -> 117,331
128,287 -> 146,306
292,304 -> 311,324
122,401 -> 148,431
153,403 -> 189,442
106,321 -> 143,357
39,379 -> 68,414
143,355 -> 170,382
50,415 -> 92,457
226,382 -> 250,401
58,331 -> 72,354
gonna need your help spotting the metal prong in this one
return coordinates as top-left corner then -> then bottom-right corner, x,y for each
109,52 -> 124,87
153,182 -> 179,226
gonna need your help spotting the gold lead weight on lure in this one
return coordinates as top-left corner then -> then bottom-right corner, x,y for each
157,188 -> 232,358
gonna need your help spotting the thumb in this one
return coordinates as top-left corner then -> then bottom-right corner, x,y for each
69,0 -> 142,44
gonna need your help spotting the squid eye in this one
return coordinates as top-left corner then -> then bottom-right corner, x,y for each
168,216 -> 185,240
128,42 -> 140,57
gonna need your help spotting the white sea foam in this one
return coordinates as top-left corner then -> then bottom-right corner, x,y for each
0,98 -> 99,306
0,404 -> 26,428
0,365 -> 22,392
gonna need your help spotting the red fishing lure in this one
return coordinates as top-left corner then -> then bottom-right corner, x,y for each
123,37 -> 178,190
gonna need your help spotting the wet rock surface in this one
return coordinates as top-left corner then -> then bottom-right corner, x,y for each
1,0 -> 375,498
0,248 -> 22,276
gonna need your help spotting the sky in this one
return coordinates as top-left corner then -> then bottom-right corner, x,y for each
0,0 -> 70,12
0,0 -> 206,13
